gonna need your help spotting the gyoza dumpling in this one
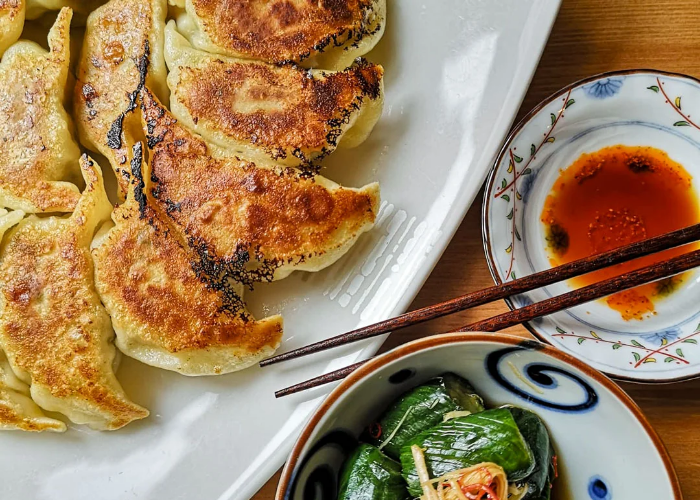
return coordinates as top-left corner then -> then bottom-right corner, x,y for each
165,22 -> 384,168
0,156 -> 149,431
0,0 -> 24,57
0,209 -> 64,433
74,0 -> 168,199
91,144 -> 283,376
142,88 -> 380,283
173,0 -> 386,69
25,0 -> 104,20
0,8 -> 82,213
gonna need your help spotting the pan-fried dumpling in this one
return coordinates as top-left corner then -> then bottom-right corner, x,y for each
142,89 -> 380,283
0,156 -> 149,431
0,0 -> 24,57
74,0 -> 168,199
25,0 -> 104,20
173,0 -> 386,69
165,22 -> 384,168
0,8 -> 82,213
0,209 -> 64,433
91,144 -> 283,376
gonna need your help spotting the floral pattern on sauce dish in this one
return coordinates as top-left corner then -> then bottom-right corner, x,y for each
492,90 -> 575,281
584,77 -> 624,98
552,324 -> 699,369
483,70 -> 700,382
648,77 -> 700,130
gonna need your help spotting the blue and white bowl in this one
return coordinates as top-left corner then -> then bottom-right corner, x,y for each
275,334 -> 681,500
483,70 -> 700,382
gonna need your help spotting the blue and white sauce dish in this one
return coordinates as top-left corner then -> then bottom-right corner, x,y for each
483,70 -> 700,383
275,334 -> 681,500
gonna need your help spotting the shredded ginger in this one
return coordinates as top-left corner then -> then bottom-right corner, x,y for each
410,445 -> 508,500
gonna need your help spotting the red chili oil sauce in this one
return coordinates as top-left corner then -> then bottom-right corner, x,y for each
540,145 -> 699,320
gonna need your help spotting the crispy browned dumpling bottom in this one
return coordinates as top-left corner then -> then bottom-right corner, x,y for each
91,144 -> 283,376
142,88 -> 380,283
173,0 -> 386,69
165,21 -> 384,168
0,8 -> 82,213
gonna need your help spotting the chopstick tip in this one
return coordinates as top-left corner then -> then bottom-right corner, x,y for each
260,351 -> 294,367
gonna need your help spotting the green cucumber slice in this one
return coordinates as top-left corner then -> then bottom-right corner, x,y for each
367,373 -> 485,459
508,407 -> 555,499
443,372 -> 485,414
337,444 -> 409,500
399,408 -> 535,497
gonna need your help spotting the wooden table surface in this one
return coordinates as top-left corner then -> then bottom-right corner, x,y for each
253,0 -> 700,498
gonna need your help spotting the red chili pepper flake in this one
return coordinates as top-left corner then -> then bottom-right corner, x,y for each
368,422 -> 382,439
552,455 -> 559,479
459,483 -> 500,500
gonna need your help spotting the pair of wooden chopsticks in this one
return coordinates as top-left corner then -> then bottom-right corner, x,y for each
263,223 -> 700,398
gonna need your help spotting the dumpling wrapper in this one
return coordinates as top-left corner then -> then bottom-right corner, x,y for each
0,0 -> 24,57
0,156 -> 149,431
74,0 -> 168,200
173,0 -> 386,69
91,143 -> 283,376
0,8 -> 82,213
0,209 -> 65,433
0,348 -> 66,432
142,88 -> 380,283
165,21 -> 384,168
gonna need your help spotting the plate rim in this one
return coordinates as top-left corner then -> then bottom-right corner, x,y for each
481,67 -> 700,385
326,0 -> 564,385
275,332 -> 682,500
250,2 -> 565,497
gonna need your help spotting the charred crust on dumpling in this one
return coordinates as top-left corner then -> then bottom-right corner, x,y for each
106,115 -> 125,150
270,0 -> 381,64
164,199 -> 182,214
186,236 -> 275,316
143,100 -> 170,149
186,230 -> 280,291
82,83 -> 97,105
139,207 -> 253,319
172,56 -> 382,169
141,86 -> 378,299
81,153 -> 93,167
350,58 -> 383,99
146,132 -> 165,149
130,142 -> 147,219
189,0 -> 381,64
106,41 -> 150,150
124,169 -> 254,318
346,19 -> 383,51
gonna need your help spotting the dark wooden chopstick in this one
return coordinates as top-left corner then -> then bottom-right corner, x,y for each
274,360 -> 368,398
275,247 -> 700,397
261,223 -> 700,367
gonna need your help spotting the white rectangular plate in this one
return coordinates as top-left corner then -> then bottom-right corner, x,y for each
3,1 -> 560,498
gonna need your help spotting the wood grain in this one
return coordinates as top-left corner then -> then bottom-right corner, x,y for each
275,244 -> 700,397
263,224 -> 700,368
253,0 -> 700,498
